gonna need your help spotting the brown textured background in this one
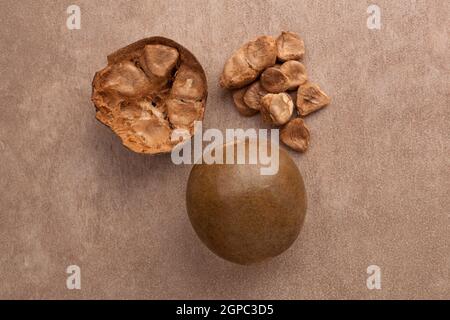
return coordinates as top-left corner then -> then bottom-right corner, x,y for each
0,0 -> 449,299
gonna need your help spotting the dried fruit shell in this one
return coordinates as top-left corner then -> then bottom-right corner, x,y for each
92,36 -> 208,154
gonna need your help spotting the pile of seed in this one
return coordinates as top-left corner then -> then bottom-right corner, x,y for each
220,32 -> 330,152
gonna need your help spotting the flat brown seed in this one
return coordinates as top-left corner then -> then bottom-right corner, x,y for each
276,31 -> 305,61
244,35 -> 277,71
166,98 -> 205,130
280,60 -> 308,90
171,64 -> 206,101
296,82 -> 331,116
139,44 -> 179,91
260,67 -> 291,93
97,61 -> 152,98
232,87 -> 259,117
220,36 -> 277,89
261,93 -> 294,126
243,81 -> 268,110
280,118 -> 310,152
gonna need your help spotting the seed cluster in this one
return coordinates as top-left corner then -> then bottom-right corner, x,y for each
220,32 -> 331,153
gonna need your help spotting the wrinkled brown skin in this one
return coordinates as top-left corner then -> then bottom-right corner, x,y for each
91,37 -> 208,154
186,140 -> 307,265
232,87 -> 259,117
220,36 -> 277,89
281,118 -> 310,152
296,82 -> 330,116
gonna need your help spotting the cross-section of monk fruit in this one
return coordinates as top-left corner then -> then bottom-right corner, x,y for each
92,37 -> 208,154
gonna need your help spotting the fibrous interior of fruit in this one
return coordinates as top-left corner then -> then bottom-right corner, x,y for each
92,41 -> 207,154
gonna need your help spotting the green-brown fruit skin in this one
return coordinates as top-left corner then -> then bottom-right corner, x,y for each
186,143 -> 307,265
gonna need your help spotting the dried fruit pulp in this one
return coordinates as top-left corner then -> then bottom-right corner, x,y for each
92,37 -> 208,154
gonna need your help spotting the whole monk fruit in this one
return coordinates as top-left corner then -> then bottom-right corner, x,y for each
186,140 -> 307,265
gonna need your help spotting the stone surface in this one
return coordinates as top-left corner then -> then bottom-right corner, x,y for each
0,0 -> 448,299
